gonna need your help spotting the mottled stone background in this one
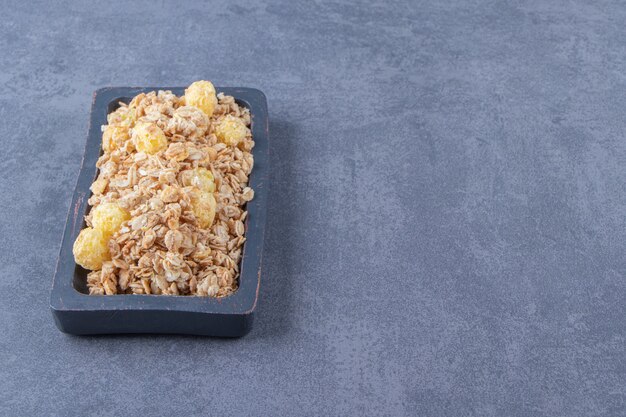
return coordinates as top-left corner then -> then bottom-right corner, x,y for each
0,0 -> 624,415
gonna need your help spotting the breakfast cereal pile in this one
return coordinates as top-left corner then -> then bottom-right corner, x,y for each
73,81 -> 254,296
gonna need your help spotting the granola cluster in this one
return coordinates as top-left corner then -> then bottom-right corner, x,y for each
73,81 -> 254,297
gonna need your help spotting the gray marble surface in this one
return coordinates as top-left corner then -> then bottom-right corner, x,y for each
0,0 -> 624,415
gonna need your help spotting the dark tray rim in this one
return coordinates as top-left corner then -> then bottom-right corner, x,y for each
50,86 -> 268,317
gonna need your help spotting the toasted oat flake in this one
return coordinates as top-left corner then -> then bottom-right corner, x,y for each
74,82 -> 255,296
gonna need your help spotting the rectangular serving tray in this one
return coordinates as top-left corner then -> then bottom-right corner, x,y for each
50,86 -> 269,337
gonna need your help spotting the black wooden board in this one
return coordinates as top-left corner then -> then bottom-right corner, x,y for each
50,87 -> 269,337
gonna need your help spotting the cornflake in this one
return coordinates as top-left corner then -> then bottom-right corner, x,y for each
74,81 -> 254,297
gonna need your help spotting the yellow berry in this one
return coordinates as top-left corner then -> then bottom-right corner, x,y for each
91,203 -> 130,236
132,122 -> 167,154
192,168 -> 215,192
191,190 -> 216,229
180,168 -> 216,192
184,80 -> 218,117
102,126 -> 130,152
215,115 -> 248,146
73,227 -> 111,270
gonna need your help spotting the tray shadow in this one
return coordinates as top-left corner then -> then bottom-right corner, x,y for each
247,118 -> 297,339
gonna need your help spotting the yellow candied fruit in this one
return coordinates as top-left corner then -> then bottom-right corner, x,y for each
102,126 -> 130,152
191,190 -> 217,229
73,227 -> 111,270
180,168 -> 215,192
184,80 -> 218,117
192,168 -> 215,192
91,203 -> 130,236
132,122 -> 167,154
215,115 -> 248,146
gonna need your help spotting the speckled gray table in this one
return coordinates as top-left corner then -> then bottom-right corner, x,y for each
0,0 -> 624,416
